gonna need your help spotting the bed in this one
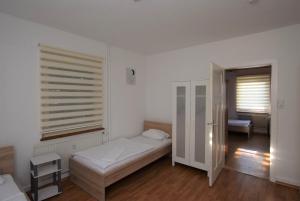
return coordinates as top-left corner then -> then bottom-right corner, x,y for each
228,119 -> 253,138
69,121 -> 172,201
0,146 -> 29,201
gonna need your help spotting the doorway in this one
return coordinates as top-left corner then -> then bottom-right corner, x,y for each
224,66 -> 272,179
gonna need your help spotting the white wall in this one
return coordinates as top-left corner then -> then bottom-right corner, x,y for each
109,46 -> 146,140
0,12 -> 146,188
145,24 -> 300,186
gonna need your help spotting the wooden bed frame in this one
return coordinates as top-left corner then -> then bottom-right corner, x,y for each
0,146 -> 31,201
69,121 -> 172,201
0,146 -> 14,175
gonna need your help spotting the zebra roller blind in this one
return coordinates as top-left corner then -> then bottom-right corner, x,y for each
236,74 -> 271,113
40,45 -> 104,140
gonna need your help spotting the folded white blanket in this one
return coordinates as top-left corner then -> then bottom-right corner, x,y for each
74,138 -> 154,169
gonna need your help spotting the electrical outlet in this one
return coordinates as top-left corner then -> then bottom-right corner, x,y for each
277,99 -> 285,109
72,144 -> 77,150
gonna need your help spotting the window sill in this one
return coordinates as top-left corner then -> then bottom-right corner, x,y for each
40,127 -> 105,141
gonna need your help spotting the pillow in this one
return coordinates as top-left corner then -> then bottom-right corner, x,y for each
142,129 -> 170,140
0,175 -> 5,185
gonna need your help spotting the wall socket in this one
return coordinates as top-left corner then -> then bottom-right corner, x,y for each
277,99 -> 285,109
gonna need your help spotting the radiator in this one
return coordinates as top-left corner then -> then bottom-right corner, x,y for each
33,131 -> 105,173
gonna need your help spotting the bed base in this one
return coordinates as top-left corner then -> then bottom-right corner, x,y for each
228,123 -> 253,138
70,144 -> 171,201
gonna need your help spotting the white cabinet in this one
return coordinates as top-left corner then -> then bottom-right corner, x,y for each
172,80 -> 209,171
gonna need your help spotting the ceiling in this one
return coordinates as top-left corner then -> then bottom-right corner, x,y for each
0,0 -> 299,54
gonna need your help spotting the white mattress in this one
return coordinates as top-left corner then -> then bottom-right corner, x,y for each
228,119 -> 251,127
72,135 -> 171,174
0,175 -> 27,201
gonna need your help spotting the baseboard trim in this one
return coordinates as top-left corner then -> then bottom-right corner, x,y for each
274,176 -> 300,190
276,181 -> 300,190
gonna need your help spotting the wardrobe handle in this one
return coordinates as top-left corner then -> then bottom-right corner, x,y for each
207,122 -> 217,126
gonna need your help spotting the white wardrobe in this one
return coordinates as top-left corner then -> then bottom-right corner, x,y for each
172,80 -> 209,171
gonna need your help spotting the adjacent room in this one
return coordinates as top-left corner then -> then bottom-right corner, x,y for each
225,66 -> 272,179
0,1 -> 300,201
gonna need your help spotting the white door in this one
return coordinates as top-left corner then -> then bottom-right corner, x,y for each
172,82 -> 191,166
208,63 -> 226,186
190,80 -> 209,170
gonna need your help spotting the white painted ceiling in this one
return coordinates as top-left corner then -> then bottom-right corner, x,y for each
0,0 -> 299,54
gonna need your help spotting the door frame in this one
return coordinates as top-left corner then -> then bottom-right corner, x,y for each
225,59 -> 278,182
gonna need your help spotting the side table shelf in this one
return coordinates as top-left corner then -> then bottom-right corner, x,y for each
30,153 -> 62,201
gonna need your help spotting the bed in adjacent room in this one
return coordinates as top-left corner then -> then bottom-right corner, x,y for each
228,119 -> 253,138
0,146 -> 29,201
69,121 -> 172,201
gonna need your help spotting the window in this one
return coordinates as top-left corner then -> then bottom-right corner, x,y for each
236,74 -> 271,113
40,45 -> 104,140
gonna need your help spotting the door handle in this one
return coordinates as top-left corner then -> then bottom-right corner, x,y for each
207,122 -> 217,126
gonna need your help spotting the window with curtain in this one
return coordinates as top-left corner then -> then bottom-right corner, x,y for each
40,45 -> 104,140
236,74 -> 271,114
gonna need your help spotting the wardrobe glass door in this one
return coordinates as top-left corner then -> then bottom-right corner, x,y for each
176,86 -> 186,158
172,82 -> 190,165
190,81 -> 208,170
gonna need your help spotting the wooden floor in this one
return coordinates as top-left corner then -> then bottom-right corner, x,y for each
44,157 -> 300,201
226,132 -> 270,178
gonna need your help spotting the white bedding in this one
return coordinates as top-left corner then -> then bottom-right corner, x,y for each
73,135 -> 171,174
0,175 -> 27,201
228,119 -> 251,127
